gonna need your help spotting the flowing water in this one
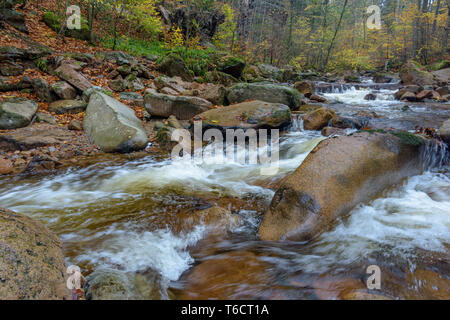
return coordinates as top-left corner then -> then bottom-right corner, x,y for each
0,85 -> 449,299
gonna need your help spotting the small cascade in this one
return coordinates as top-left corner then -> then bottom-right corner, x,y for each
421,139 -> 449,170
290,114 -> 304,131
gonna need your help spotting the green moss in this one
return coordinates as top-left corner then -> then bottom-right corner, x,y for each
34,57 -> 48,72
391,131 -> 424,146
43,11 -> 60,32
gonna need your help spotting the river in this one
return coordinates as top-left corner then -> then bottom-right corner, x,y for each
0,84 -> 449,299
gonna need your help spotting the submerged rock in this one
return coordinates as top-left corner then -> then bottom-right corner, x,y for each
259,131 -> 426,242
226,82 -> 303,110
84,269 -> 135,300
193,100 -> 291,131
0,207 -> 69,299
144,92 -> 213,120
83,92 -> 148,152
0,97 -> 38,129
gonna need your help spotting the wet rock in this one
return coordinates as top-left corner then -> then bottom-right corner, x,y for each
404,269 -> 450,299
344,75 -> 360,83
54,64 -> 93,92
399,60 -> 436,86
198,84 -> 226,106
144,92 -> 213,120
51,81 -> 77,100
294,80 -> 315,98
259,131 -> 426,241
0,60 -> 24,76
0,157 -> 13,174
439,119 -> 450,144
416,90 -> 433,100
321,126 -> 347,137
32,78 -> 56,102
331,116 -> 363,130
48,100 -> 87,114
309,94 -> 327,103
68,119 -> 83,131
193,100 -> 291,131
227,83 -> 303,110
373,72 -> 394,83
296,104 -> 322,114
364,93 -> 377,101
0,207 -> 70,299
302,107 -> 336,130
83,92 -> 148,152
341,291 -> 392,300
84,269 -> 135,300
179,251 -> 274,300
0,97 -> 38,129
158,53 -> 193,81
176,206 -> 240,233
400,91 -> 418,102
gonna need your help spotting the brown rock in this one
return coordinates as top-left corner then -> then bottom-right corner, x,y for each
0,157 -> 13,174
176,206 -> 240,233
302,107 -> 336,130
399,60 -> 436,86
258,131 -> 425,241
0,208 -> 70,299
294,80 -> 315,98
309,94 -> 327,103
68,119 -> 83,131
321,126 -> 346,137
55,64 -> 93,92
415,90 -> 433,100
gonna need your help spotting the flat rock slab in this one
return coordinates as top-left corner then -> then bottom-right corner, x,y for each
194,100 -> 291,130
48,100 -> 87,114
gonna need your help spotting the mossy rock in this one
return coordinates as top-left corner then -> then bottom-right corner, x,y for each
43,11 -> 90,41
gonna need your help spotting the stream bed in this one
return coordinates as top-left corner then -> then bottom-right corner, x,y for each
0,85 -> 449,299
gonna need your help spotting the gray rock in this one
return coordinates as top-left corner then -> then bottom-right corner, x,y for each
258,64 -> 282,80
51,81 -> 77,100
158,53 -> 193,81
48,100 -> 87,114
108,77 -> 127,92
0,97 -> 38,129
83,92 -> 148,152
82,86 -> 105,102
227,82 -> 303,110
144,92 -> 213,120
54,63 -> 93,92
0,60 -> 24,76
35,112 -> 56,124
32,78 -> 56,102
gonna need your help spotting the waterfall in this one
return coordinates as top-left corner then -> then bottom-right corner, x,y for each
421,139 -> 449,170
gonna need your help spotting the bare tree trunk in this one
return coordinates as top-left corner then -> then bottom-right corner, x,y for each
323,0 -> 348,70
432,0 -> 441,34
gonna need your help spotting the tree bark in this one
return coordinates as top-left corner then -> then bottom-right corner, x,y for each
323,0 -> 348,70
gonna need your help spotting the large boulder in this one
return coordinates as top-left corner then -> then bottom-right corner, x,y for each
198,84 -> 227,106
158,53 -> 193,81
144,92 -> 213,120
193,100 -> 291,131
399,60 -> 436,86
226,83 -> 303,110
54,64 -> 93,92
83,92 -> 148,152
259,131 -> 426,242
439,119 -> 450,144
0,97 -> 38,129
0,208 -> 69,299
